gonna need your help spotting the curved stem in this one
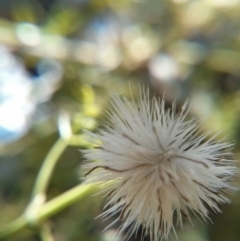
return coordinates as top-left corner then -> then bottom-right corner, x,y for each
39,223 -> 55,241
37,183 -> 99,221
32,138 -> 68,199
0,183 -> 100,239
0,216 -> 26,238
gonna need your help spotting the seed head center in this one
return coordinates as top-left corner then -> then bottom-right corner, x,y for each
161,149 -> 174,163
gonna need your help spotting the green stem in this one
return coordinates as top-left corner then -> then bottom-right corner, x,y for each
38,183 -> 99,221
0,183 -> 100,239
39,223 -> 55,241
32,138 -> 68,198
0,216 -> 26,238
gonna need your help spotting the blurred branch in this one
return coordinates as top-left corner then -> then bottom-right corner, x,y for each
0,216 -> 26,239
0,109 -> 98,240
68,134 -> 92,147
31,138 -> 68,200
39,224 -> 55,241
0,183 -> 100,239
30,111 -> 93,198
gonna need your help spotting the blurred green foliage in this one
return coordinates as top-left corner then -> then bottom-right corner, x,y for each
0,0 -> 240,241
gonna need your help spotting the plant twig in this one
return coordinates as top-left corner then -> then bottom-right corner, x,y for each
39,223 -> 55,241
0,183 -> 100,239
0,216 -> 26,238
31,138 -> 68,200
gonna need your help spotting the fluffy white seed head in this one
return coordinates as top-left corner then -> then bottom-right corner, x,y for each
82,88 -> 236,241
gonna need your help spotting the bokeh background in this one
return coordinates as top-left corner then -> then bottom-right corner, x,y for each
0,0 -> 240,240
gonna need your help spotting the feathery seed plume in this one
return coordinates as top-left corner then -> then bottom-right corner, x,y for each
82,87 -> 236,241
